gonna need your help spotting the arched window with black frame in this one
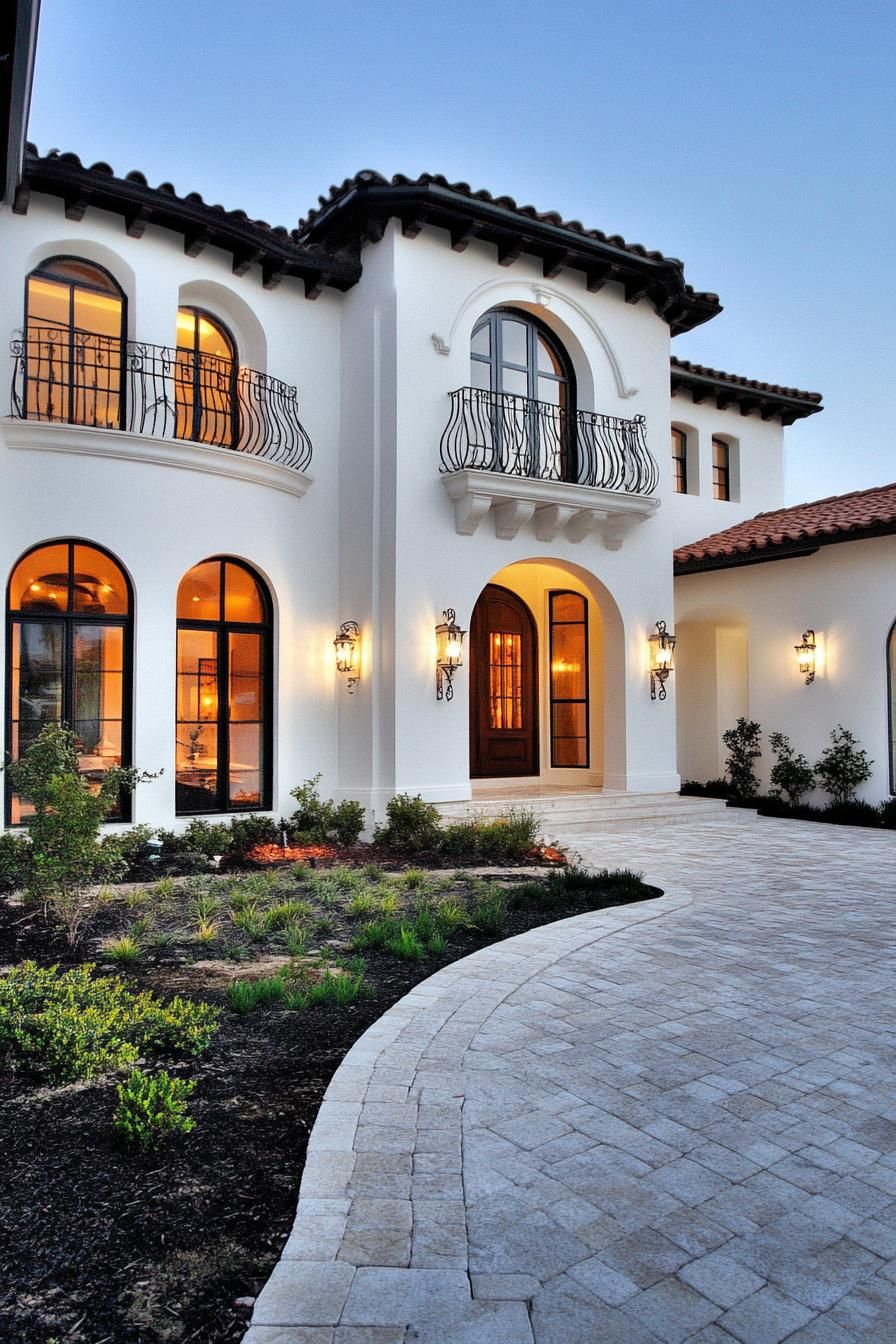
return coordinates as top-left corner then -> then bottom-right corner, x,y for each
6,539 -> 133,824
175,308 -> 238,448
470,308 -> 576,480
20,257 -> 126,429
176,558 -> 272,815
888,620 -> 896,796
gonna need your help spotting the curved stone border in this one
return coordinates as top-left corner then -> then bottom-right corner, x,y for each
245,889 -> 691,1342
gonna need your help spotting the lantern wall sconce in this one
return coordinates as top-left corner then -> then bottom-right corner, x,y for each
648,620 -> 676,701
795,629 -> 817,685
334,621 -> 361,694
435,608 -> 466,701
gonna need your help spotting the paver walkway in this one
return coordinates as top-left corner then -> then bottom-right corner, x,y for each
245,810 -> 896,1343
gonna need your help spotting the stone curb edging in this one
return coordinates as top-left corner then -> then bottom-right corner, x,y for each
244,888 -> 692,1342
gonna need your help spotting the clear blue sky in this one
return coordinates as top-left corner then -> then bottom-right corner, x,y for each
26,0 -> 895,504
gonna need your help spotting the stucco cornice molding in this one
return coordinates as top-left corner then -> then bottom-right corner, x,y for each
441,469 -> 658,546
430,279 -> 639,399
2,419 -> 314,499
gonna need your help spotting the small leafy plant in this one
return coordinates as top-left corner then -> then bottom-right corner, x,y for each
114,1068 -> 196,1150
722,718 -> 763,800
815,725 -> 873,805
372,794 -> 442,854
106,934 -> 142,966
286,775 -> 365,846
4,724 -> 153,944
768,732 -> 816,805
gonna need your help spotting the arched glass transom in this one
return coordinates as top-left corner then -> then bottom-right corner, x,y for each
175,307 -> 237,448
176,558 -> 271,814
470,308 -> 576,480
6,539 -> 133,824
22,257 -> 126,429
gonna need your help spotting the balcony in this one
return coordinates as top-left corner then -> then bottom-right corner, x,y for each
439,387 -> 659,546
8,327 -> 313,480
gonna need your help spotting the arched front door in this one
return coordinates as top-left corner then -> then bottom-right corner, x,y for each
470,584 -> 538,778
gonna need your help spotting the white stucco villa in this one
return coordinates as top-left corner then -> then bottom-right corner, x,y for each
0,0 -> 893,834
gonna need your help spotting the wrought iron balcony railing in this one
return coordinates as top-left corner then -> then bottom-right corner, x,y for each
10,326 -> 312,474
439,386 -> 658,496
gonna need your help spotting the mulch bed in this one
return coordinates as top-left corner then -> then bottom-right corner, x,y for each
0,880 -> 659,1344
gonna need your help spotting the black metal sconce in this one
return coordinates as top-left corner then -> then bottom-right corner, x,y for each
334,621 -> 361,694
435,609 -> 465,701
648,620 -> 676,701
795,629 -> 816,685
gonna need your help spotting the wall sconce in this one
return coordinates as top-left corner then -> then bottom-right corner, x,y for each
648,620 -> 676,701
334,621 -> 361,694
795,629 -> 816,685
435,608 -> 465,701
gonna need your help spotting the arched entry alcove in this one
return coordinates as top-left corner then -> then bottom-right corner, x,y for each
467,557 -> 626,789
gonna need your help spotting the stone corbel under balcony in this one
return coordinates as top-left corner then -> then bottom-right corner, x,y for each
441,469 -> 659,549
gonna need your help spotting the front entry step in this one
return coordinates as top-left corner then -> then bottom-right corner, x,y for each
433,791 -> 728,837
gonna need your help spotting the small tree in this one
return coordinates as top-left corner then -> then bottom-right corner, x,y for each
722,718 -> 763,799
5,724 -> 151,944
814,725 -> 873,806
768,732 -> 815,805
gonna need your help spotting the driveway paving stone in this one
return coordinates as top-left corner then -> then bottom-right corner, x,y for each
246,811 -> 896,1340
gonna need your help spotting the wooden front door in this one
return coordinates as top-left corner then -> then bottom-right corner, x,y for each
470,584 -> 538,778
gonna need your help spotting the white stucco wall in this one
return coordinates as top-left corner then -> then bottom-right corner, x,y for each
668,393 -> 786,548
0,196 -> 344,828
675,536 -> 896,802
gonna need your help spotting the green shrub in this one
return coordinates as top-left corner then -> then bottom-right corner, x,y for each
283,925 -> 309,957
156,830 -> 214,876
346,892 -> 378,919
100,824 -> 158,881
265,899 -> 312,929
471,888 -> 507,935
768,732 -> 815,805
225,814 -> 281,860
815,726 -> 873,805
722,718 -> 763,800
114,1068 -> 195,1150
822,800 -> 882,828
282,961 -> 365,1010
0,830 -> 30,893
5,725 -> 151,944
680,779 -> 731,799
106,935 -> 141,966
881,798 -> 896,830
286,775 -> 365,846
0,962 -> 218,1083
475,810 -> 540,862
373,794 -> 442,854
438,821 -> 481,859
183,818 -> 232,857
226,976 -> 285,1013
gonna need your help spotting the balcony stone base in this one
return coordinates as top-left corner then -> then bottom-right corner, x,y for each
441,469 -> 659,548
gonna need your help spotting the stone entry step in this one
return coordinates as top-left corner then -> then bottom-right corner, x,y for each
433,790 -> 728,836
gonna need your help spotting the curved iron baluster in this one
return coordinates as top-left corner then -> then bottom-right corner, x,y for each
440,388 -> 657,496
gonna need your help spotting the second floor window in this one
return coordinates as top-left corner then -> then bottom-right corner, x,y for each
175,307 -> 237,448
23,257 -> 125,429
712,437 -> 731,500
470,308 -> 575,480
672,428 -> 688,493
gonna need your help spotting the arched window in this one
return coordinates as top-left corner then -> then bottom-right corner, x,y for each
176,558 -> 271,814
6,540 -> 133,824
888,621 -> 896,795
672,427 -> 688,494
470,308 -> 575,480
175,308 -> 237,448
22,257 -> 125,428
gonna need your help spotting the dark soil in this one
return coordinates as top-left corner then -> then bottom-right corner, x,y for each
0,879 -> 660,1344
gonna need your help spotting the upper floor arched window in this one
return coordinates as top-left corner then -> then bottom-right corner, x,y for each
6,539 -> 133,824
22,257 -> 126,429
175,557 -> 272,815
470,308 -> 576,480
175,307 -> 237,448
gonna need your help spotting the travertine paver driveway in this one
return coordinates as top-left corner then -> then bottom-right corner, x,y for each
245,811 -> 896,1343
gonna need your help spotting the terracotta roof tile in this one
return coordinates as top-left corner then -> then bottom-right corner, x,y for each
675,482 -> 896,572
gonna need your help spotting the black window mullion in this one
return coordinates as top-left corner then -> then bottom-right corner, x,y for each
218,623 -> 229,812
